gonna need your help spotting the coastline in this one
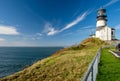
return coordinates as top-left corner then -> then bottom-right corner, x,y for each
0,47 -> 63,78
0,38 -> 107,81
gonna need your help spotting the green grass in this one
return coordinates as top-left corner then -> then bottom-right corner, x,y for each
97,48 -> 120,81
0,38 -> 107,81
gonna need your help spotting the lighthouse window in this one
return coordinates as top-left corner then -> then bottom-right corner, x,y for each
102,13 -> 106,15
98,12 -> 106,16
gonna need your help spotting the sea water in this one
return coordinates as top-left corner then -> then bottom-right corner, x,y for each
0,47 -> 62,78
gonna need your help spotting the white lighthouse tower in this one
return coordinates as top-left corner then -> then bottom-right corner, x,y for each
95,8 -> 115,41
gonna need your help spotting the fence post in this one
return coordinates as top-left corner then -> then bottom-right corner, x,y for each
91,66 -> 93,81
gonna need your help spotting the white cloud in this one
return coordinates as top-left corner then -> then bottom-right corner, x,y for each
0,38 -> 6,42
60,11 -> 88,32
77,26 -> 94,33
115,24 -> 120,29
103,0 -> 119,7
0,25 -> 19,35
20,33 -> 42,41
33,33 -> 43,40
89,28 -> 96,34
36,33 -> 42,36
47,28 -> 58,36
43,11 -> 89,36
82,26 -> 93,29
43,22 -> 58,36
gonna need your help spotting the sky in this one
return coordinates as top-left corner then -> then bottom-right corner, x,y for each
0,0 -> 120,47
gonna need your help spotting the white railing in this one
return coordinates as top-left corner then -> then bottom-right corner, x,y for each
82,48 -> 101,81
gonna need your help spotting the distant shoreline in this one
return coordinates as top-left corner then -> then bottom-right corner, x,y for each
0,47 -> 63,78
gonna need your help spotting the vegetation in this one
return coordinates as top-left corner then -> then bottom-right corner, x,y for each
0,38 -> 107,81
97,48 -> 120,81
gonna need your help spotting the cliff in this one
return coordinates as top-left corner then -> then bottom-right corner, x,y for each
0,38 -> 107,81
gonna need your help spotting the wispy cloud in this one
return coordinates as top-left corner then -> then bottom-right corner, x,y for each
43,22 -> 58,36
63,32 -> 73,36
71,8 -> 81,18
60,11 -> 88,32
0,25 -> 20,35
89,28 -> 96,34
77,25 -> 94,32
103,0 -> 119,7
0,38 -> 6,42
32,33 -> 43,40
115,24 -> 120,29
43,11 -> 89,36
21,32 -> 43,41
47,28 -> 58,36
82,26 -> 93,29
36,33 -> 42,36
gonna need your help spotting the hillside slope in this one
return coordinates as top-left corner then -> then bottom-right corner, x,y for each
0,38 -> 107,81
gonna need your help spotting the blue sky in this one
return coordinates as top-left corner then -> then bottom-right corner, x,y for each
0,0 -> 120,46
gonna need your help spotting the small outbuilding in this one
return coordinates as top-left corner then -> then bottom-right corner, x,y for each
116,43 -> 120,51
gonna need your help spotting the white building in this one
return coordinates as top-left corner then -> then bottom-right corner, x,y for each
95,8 -> 115,41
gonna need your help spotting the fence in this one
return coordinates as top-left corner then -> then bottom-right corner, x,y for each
82,48 -> 101,81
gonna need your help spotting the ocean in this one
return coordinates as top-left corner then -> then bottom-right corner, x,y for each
0,47 -> 63,78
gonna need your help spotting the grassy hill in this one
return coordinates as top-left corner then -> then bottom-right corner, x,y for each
0,38 -> 107,81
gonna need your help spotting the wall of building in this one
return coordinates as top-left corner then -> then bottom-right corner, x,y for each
96,26 -> 112,40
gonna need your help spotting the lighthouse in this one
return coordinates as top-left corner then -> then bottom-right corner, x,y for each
95,8 -> 115,41
96,8 -> 107,27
